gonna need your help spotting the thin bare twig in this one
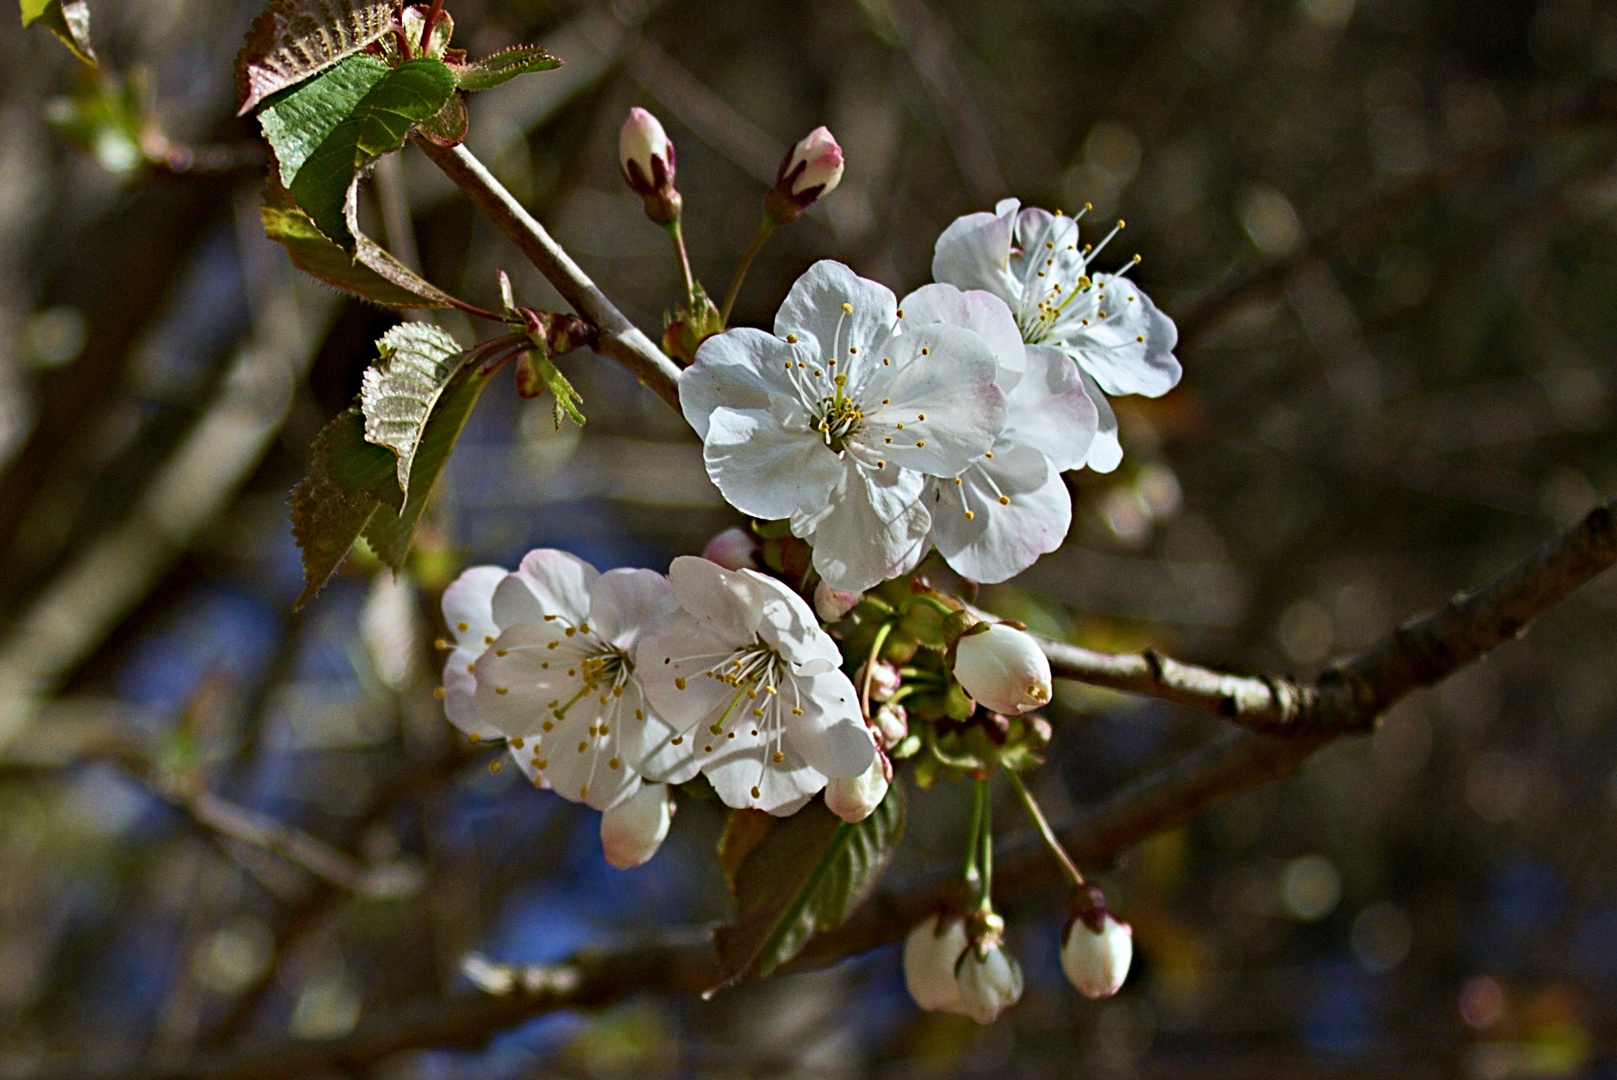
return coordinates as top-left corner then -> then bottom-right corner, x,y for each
59,498 -> 1617,1080
413,140 -> 683,411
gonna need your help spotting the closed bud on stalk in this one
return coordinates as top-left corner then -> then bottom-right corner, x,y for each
701,526 -> 759,571
953,623 -> 1052,716
1061,887 -> 1133,998
860,659 -> 902,703
813,579 -> 863,622
619,107 -> 681,224
903,914 -> 969,1012
955,913 -> 1024,1024
765,126 -> 844,225
599,783 -> 675,869
873,701 -> 908,750
825,747 -> 891,823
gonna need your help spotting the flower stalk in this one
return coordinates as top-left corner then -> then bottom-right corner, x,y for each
719,216 -> 777,326
1005,766 -> 1085,889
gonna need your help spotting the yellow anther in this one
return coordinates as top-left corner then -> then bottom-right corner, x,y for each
496,686 -> 509,695
998,495 -> 1010,505
675,676 -> 687,690
773,751 -> 785,763
543,720 -> 554,731
609,758 -> 621,769
841,302 -> 853,313
965,510 -> 976,520
751,785 -> 761,798
435,638 -> 449,651
511,737 -> 524,749
484,635 -> 494,645
920,347 -> 930,355
457,621 -> 469,632
578,741 -> 588,753
434,686 -> 447,699
490,760 -> 502,774
787,333 -> 798,343
496,648 -> 508,657
916,440 -> 926,447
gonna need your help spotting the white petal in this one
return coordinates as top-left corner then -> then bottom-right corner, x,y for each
1010,207 -> 1085,307
825,751 -> 890,823
784,669 -> 873,779
1004,345 -> 1097,473
441,566 -> 504,648
472,622 -> 585,739
587,568 -> 678,654
931,202 -> 1020,301
701,728 -> 826,815
637,610 -> 742,726
773,260 -> 898,364
681,328 -> 816,439
742,569 -> 841,674
665,556 -> 761,644
898,283 -> 1026,392
527,698 -> 641,811
443,646 -> 501,739
857,324 -> 1005,477
600,783 -> 673,869
1056,278 -> 1181,398
701,405 -> 842,521
1078,369 -> 1123,473
802,460 -> 930,593
904,916 -> 969,1012
492,549 -> 597,630
928,449 -> 1070,584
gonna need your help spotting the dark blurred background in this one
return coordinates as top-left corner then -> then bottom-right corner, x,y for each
2,0 -> 1617,1075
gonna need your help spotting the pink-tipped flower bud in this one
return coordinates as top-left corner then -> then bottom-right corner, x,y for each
1061,900 -> 1133,998
599,783 -> 675,869
873,701 -> 908,750
860,659 -> 902,703
702,527 -> 759,571
813,579 -> 863,622
825,748 -> 891,823
903,915 -> 969,1013
953,623 -> 1052,716
619,107 -> 681,224
765,126 -> 844,225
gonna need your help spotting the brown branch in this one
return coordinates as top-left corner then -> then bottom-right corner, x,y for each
55,499 -> 1617,1080
412,140 -> 683,412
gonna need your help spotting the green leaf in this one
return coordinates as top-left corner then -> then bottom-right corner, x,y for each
234,0 -> 394,115
259,53 -> 388,187
289,407 -> 398,609
449,45 -> 562,92
288,58 -> 457,253
262,180 -> 456,309
21,0 -> 96,65
359,323 -> 463,501
710,782 -> 906,993
363,357 -> 493,570
290,337 -> 492,605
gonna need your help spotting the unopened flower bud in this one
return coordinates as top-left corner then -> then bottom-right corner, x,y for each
825,748 -> 891,823
1061,905 -> 1133,999
702,527 -> 759,571
813,579 -> 862,622
956,935 -> 1025,1024
873,701 -> 908,750
953,623 -> 1052,716
903,915 -> 968,1012
860,659 -> 902,703
599,783 -> 675,869
765,126 -> 844,225
619,107 -> 681,225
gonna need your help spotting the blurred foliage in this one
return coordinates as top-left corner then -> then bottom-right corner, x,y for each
5,0 -> 1617,1075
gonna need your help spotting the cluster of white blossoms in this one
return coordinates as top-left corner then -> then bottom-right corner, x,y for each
682,200 -> 1179,592
434,193 -> 1170,1018
439,549 -> 877,866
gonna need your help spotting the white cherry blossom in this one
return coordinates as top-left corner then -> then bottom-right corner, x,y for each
932,198 -> 1180,473
681,261 -> 1006,593
439,565 -> 507,740
953,622 -> 1052,715
472,549 -> 678,812
956,939 -> 1025,1024
903,915 -> 969,1012
900,283 -> 1096,582
635,556 -> 875,814
1061,910 -> 1133,999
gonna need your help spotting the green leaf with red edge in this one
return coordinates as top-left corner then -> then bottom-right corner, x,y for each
234,0 -> 394,115
290,406 -> 398,608
20,0 -> 96,65
262,179 -> 456,309
288,57 -> 457,253
291,331 -> 493,606
709,782 -> 906,994
448,45 -> 562,92
416,90 -> 467,148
